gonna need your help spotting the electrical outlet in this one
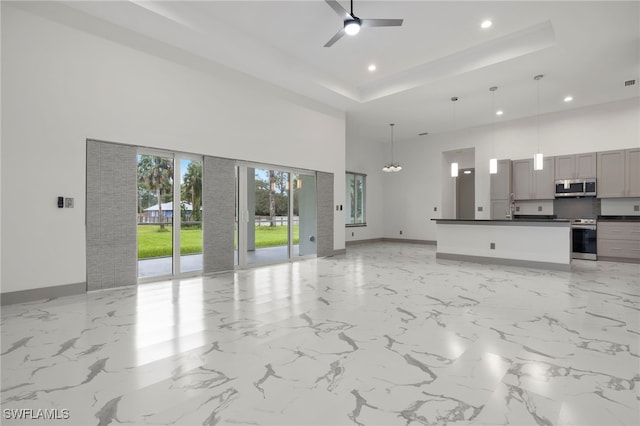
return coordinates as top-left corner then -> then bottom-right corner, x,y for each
516,206 -> 520,212
434,207 -> 437,212
65,198 -> 74,208
399,230 -> 403,235
490,242 -> 495,250
351,232 -> 354,237
634,205 -> 639,212
538,206 -> 543,212
477,206 -> 483,212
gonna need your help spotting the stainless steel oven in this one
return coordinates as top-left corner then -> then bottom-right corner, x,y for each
571,219 -> 597,260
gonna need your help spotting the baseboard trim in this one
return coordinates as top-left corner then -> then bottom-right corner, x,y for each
597,256 -> 640,264
382,238 -> 436,245
346,238 -> 436,246
436,252 -> 570,271
346,238 -> 384,246
332,248 -> 347,256
1,282 -> 86,306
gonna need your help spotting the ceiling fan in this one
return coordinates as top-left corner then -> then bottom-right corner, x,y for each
324,0 -> 403,47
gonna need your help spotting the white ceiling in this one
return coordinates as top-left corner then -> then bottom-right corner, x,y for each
27,1 -> 640,144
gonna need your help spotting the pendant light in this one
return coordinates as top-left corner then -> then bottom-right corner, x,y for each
450,96 -> 459,177
489,86 -> 498,174
382,123 -> 402,172
533,74 -> 544,171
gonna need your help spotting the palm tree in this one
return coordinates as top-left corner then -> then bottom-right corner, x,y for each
269,170 -> 277,227
182,161 -> 202,223
137,155 -> 174,230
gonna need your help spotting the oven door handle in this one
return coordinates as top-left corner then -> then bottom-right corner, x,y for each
572,225 -> 597,230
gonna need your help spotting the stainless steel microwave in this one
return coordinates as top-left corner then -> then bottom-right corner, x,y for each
555,178 -> 596,197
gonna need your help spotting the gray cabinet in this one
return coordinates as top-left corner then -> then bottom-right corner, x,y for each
576,153 -> 597,178
490,159 -> 512,219
598,221 -> 640,262
534,157 -> 556,199
626,148 -> 640,197
555,152 -> 596,180
513,159 -> 532,200
491,200 -> 510,220
598,149 -> 639,198
513,157 -> 555,200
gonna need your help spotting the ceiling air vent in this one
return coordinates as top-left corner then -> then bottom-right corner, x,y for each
624,79 -> 636,86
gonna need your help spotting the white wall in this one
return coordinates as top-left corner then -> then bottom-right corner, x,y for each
1,4 -> 346,293
344,132 -> 384,242
367,97 -> 640,243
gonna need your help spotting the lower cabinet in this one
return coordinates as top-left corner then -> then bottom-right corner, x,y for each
597,221 -> 640,262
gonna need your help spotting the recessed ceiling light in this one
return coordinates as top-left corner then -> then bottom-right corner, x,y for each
496,110 -> 504,116
463,170 -> 472,174
564,96 -> 573,102
481,20 -> 492,29
368,64 -> 376,72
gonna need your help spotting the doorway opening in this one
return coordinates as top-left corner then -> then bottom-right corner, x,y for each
456,168 -> 475,219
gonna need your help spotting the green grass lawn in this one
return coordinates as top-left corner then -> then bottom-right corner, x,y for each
138,224 -> 299,259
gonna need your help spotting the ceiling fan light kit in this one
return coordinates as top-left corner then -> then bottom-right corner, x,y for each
344,17 -> 361,35
324,0 -> 403,47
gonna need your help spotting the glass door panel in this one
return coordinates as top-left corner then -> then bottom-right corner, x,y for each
235,166 -> 239,266
246,167 -> 290,265
137,153 -> 174,278
179,158 -> 203,274
293,173 -> 317,258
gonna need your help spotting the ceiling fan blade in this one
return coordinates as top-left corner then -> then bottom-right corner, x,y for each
325,0 -> 349,18
361,18 -> 403,28
324,28 -> 346,47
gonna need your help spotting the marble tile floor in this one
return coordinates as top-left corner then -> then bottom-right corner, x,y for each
1,242 -> 639,426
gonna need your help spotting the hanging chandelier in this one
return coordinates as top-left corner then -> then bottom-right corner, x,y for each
382,123 -> 402,172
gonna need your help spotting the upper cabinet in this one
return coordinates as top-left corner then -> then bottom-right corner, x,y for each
490,159 -> 512,219
513,157 -> 555,200
513,159 -> 533,200
598,148 -> 640,198
490,159 -> 512,200
555,152 -> 596,180
626,148 -> 640,197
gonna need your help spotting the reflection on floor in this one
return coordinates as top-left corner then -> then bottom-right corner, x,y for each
2,243 -> 639,425
138,246 -> 304,277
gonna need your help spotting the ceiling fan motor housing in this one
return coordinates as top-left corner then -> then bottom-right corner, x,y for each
344,16 -> 362,35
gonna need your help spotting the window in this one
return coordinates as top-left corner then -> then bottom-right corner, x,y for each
346,172 -> 366,226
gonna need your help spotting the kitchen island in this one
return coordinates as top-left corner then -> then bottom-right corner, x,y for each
433,219 -> 571,271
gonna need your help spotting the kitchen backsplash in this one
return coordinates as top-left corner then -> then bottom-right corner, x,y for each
600,198 -> 640,216
514,200 -> 554,216
554,197 -> 601,219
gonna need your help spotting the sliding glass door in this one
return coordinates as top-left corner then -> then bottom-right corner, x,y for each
137,150 -> 203,279
236,165 -> 316,267
179,157 -> 203,274
293,173 -> 317,258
